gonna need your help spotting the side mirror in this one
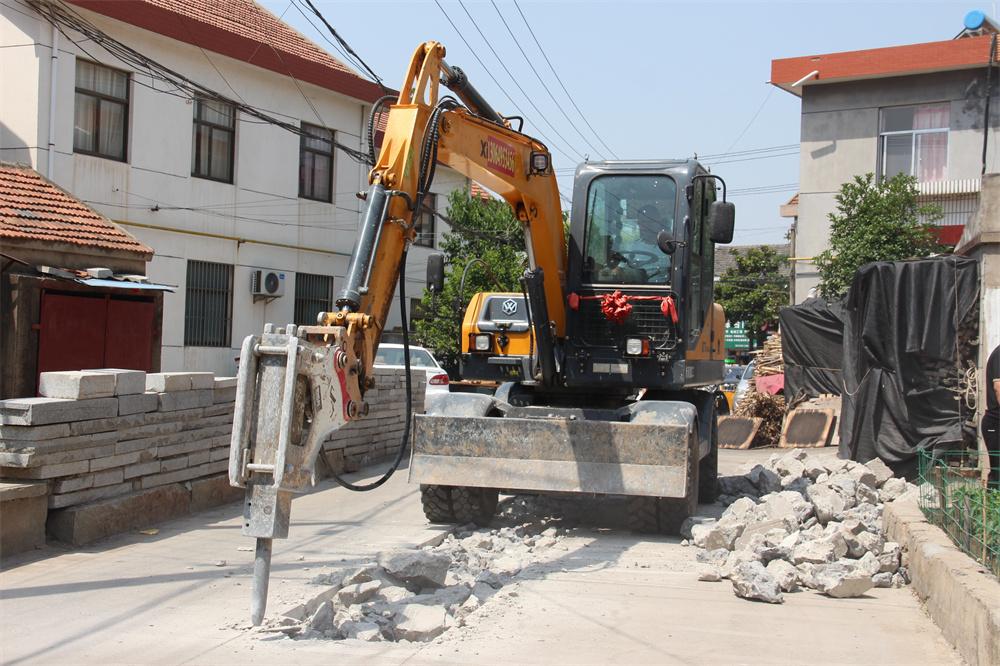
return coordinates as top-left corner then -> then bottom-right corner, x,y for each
656,230 -> 679,255
426,253 -> 445,293
709,201 -> 735,244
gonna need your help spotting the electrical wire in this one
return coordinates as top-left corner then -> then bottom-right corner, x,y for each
490,0 -> 601,160
512,0 -> 618,160
298,0 -> 389,93
432,0 -> 576,168
455,0 -> 586,162
27,0 -> 372,165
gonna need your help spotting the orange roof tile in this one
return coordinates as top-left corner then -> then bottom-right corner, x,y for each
69,0 -> 387,103
771,34 -> 997,96
0,163 -> 153,257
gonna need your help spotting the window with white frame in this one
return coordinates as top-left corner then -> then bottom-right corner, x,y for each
299,123 -> 334,202
74,60 -> 129,161
192,97 -> 236,182
879,104 -> 949,183
414,193 -> 436,248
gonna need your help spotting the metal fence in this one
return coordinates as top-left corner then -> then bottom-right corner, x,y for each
918,450 -> 999,578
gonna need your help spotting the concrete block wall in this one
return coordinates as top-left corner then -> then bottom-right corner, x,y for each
326,367 -> 425,472
0,366 -> 422,549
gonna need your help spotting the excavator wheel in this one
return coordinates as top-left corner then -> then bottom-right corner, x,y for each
698,411 -> 719,504
452,486 -> 499,526
627,441 -> 700,536
420,484 -> 456,523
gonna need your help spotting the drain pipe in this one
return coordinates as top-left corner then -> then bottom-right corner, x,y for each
983,34 -> 996,176
47,24 -> 59,180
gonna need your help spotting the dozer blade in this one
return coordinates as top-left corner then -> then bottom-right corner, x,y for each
409,412 -> 694,498
228,325 -> 354,625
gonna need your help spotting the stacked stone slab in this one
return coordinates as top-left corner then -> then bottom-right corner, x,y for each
327,367 -> 425,473
0,370 -> 238,546
687,449 -> 920,603
0,366 -> 423,550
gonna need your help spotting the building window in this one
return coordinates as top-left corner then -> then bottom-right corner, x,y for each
299,124 -> 334,202
879,104 -> 949,183
184,260 -> 234,347
74,60 -> 129,161
294,273 -> 333,326
414,194 -> 436,248
192,97 -> 235,182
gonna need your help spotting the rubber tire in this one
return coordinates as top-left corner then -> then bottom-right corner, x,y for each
698,410 -> 719,504
420,484 -> 456,523
452,486 -> 499,526
627,440 -> 700,536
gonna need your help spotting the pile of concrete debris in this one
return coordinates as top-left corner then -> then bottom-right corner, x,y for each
685,448 -> 920,604
263,497 -> 570,642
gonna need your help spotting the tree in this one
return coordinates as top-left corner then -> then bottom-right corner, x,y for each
815,172 -> 943,298
413,187 -> 527,375
713,246 -> 789,349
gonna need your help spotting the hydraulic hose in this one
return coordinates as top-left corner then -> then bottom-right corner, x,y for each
327,249 -> 413,492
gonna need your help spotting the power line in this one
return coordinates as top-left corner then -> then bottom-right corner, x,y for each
27,0 -> 372,165
490,0 -> 602,160
456,0 -> 587,161
512,0 -> 618,160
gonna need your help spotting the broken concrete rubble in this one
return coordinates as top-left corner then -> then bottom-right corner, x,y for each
696,448 -> 918,602
257,495 -> 574,644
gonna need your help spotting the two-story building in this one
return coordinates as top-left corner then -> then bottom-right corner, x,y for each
770,11 -> 999,304
1,0 -> 467,380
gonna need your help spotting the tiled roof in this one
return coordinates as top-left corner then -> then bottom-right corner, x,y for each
69,0 -> 387,103
0,163 -> 153,257
771,34 -> 997,96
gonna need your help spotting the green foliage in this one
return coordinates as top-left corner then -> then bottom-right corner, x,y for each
713,246 -> 789,349
412,187 -> 526,375
947,483 -> 1000,575
815,172 -> 943,298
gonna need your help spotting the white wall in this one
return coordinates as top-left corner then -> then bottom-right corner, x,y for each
1,2 -> 465,377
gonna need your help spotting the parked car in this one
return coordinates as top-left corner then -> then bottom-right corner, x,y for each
731,360 -> 756,412
723,364 -> 748,387
374,344 -> 450,411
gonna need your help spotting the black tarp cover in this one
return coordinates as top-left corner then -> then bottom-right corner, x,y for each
839,256 -> 979,477
780,298 -> 847,399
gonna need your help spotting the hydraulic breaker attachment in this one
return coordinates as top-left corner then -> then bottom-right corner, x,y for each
228,323 -> 365,625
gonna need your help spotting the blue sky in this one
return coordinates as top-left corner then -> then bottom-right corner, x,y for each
264,1 -> 989,248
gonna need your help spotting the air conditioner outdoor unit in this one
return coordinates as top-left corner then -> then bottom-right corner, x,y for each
251,269 -> 285,298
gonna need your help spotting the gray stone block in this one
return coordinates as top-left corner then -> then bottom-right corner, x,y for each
120,394 -> 157,418
46,483 -> 191,545
0,397 -> 119,426
188,373 -> 215,390
146,373 -> 195,393
214,377 -> 237,389
157,389 -> 214,412
91,369 -> 147,396
0,423 -> 71,441
39,371 -> 116,400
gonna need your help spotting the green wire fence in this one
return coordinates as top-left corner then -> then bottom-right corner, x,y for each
918,450 -> 999,578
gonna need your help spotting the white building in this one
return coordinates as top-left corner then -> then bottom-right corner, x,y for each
1,0 -> 467,377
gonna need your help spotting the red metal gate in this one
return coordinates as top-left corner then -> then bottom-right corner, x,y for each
37,291 -> 156,387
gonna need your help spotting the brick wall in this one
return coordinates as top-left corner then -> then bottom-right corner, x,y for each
0,367 -> 423,547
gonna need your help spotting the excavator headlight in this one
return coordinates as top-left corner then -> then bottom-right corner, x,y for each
472,333 -> 493,352
529,151 -> 550,175
625,337 -> 650,356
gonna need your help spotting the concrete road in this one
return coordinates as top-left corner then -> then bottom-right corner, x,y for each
0,449 -> 963,665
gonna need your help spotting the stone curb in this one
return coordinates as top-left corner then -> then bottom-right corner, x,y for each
883,500 -> 1000,666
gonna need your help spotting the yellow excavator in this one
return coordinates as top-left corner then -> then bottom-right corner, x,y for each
228,42 -> 735,624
